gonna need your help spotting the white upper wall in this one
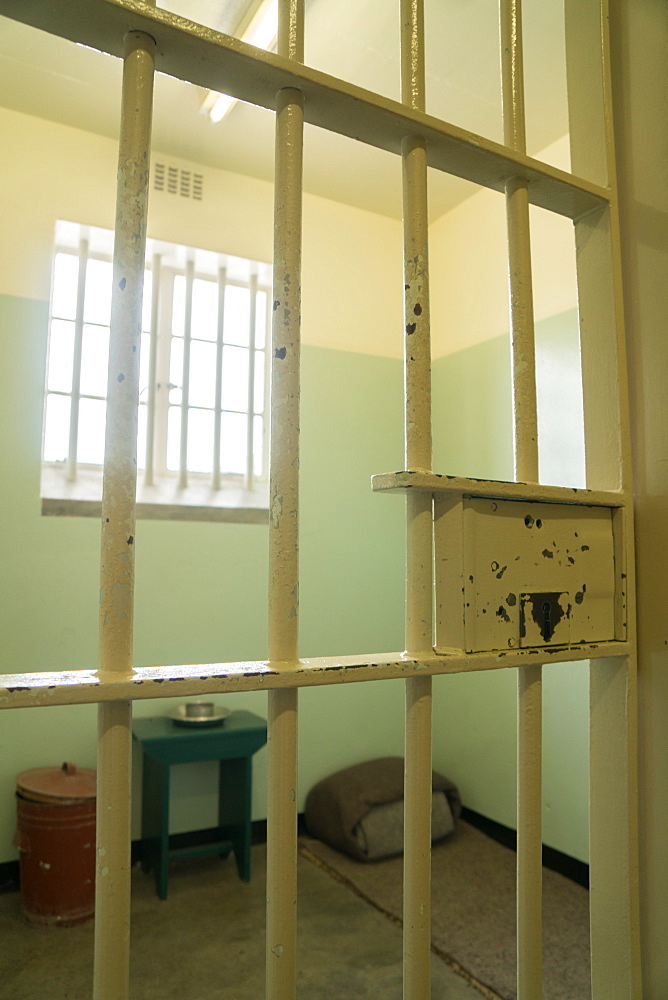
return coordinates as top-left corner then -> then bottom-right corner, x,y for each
1,107 -> 580,363
0,106 -> 404,358
429,135 -> 579,358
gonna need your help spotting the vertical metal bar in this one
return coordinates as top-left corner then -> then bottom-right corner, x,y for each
95,24 -> 155,1000
213,265 -> 226,490
246,273 -> 258,490
144,251 -> 160,485
66,237 -> 88,482
516,661 -> 542,997
501,0 -> 539,484
500,4 -> 542,998
400,3 -> 433,999
266,3 -> 304,999
179,258 -> 194,489
565,4 -> 641,997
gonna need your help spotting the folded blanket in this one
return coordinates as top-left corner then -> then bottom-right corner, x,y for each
304,757 -> 462,862
354,790 -> 455,860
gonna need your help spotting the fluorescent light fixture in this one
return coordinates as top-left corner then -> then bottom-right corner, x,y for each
202,0 -> 278,124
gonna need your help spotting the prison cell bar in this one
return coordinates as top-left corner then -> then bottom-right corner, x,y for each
499,3 -> 543,997
66,237 -> 89,482
400,3 -> 434,998
95,21 -> 155,1000
564,3 -> 641,997
266,2 -> 305,997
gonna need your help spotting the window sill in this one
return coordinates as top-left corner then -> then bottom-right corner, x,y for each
40,466 -> 269,525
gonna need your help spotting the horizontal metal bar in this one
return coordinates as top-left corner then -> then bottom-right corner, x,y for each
0,0 -> 609,221
371,470 -> 627,508
0,642 -> 631,709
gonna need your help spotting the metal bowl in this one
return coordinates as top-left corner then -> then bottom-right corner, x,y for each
168,703 -> 230,728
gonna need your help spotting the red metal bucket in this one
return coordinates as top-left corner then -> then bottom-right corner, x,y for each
14,763 -> 96,927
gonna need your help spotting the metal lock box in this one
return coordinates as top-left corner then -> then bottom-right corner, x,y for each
435,496 -> 619,653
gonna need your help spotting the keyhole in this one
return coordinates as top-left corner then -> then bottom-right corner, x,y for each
541,601 -> 553,642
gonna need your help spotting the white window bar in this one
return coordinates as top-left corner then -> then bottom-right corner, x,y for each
178,257 -> 195,488
266,1 -> 304,997
400,3 -> 434,999
143,251 -> 161,485
212,265 -> 227,490
65,237 -> 89,482
499,3 -> 543,998
245,273 -> 258,491
94,20 -> 155,1000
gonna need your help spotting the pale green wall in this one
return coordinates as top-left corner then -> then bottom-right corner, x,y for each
0,291 -> 407,859
0,105 -> 595,868
431,312 -> 590,863
0,290 -> 592,864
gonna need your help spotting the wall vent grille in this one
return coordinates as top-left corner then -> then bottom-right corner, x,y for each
153,163 -> 203,201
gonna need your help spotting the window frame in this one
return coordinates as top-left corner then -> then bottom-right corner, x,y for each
41,224 -> 271,524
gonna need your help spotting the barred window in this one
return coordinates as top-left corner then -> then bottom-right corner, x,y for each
41,222 -> 270,521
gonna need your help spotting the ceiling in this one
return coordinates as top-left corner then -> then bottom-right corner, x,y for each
0,0 -> 570,220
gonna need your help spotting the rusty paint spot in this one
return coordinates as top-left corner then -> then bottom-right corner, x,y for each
119,277 -> 127,290
406,322 -> 416,335
506,593 -> 517,606
542,549 -> 554,559
413,303 -> 422,315
496,605 -> 510,623
524,515 -> 534,527
274,347 -> 287,359
496,565 -> 508,579
117,373 -> 125,382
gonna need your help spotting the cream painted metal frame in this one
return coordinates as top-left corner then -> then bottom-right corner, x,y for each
0,1 -> 640,999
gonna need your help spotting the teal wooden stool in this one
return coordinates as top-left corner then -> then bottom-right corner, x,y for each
133,710 -> 267,900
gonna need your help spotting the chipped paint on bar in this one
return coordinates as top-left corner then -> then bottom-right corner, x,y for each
500,3 -> 543,993
400,5 -> 434,997
94,21 -> 156,1000
266,4 -> 305,998
0,641 -> 635,709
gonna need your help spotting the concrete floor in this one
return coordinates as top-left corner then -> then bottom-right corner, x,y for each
0,844 -> 487,999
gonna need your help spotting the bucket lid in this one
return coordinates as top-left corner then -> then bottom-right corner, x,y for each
17,763 -> 96,802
